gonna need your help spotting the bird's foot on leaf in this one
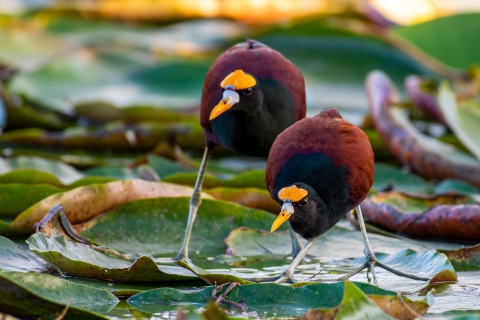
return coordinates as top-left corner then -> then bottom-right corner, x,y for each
336,253 -> 429,286
211,282 -> 245,308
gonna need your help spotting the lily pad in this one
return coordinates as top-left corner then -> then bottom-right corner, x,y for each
438,83 -> 480,161
27,233 -> 198,283
361,191 -> 480,241
0,156 -> 83,185
0,184 -> 63,217
366,70 -> 480,187
128,281 -> 428,318
439,245 -> 480,271
0,236 -> 51,273
1,180 -> 211,236
164,170 -> 266,190
394,13 -> 480,69
77,197 -> 284,259
0,271 -> 117,319
373,162 -> 431,194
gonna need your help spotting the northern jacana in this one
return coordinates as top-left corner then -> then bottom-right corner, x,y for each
263,108 -> 429,284
175,39 -> 306,260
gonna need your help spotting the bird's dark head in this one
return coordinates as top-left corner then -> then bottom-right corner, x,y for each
209,69 -> 263,120
271,182 -> 330,240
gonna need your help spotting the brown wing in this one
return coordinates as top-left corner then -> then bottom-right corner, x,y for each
200,39 -> 306,133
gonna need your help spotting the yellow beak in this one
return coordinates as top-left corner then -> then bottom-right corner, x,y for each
209,90 -> 240,120
271,202 -> 294,233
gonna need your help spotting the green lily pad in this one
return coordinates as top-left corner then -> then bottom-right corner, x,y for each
0,169 -> 65,187
0,184 -> 63,217
394,13 -> 480,69
177,259 -> 250,285
1,120 -> 204,152
77,197 -> 284,259
0,271 -> 117,319
128,281 -> 428,318
0,236 -> 51,272
438,83 -> 480,162
433,179 -> 480,195
0,156 -> 83,185
147,154 -> 194,178
27,233 -> 198,282
373,162 -> 431,194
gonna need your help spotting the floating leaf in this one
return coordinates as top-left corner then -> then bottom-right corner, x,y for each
0,156 -> 83,185
438,83 -> 480,161
28,233 -> 198,283
0,236 -> 51,272
394,13 -> 480,69
0,271 -> 117,319
128,281 -> 429,319
0,184 -> 63,217
405,75 -> 446,124
1,120 -> 203,152
2,180 -> 211,236
361,191 -> 480,241
373,162 -> 431,194
177,259 -> 250,285
164,170 -> 266,190
77,197 -> 283,259
433,179 -> 480,195
366,70 -> 480,187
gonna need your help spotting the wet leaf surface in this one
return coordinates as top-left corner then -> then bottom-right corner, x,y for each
0,271 -> 117,319
361,191 -> 480,241
0,236 -> 51,272
373,162 -> 431,194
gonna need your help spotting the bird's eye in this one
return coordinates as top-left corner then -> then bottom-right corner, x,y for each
298,198 -> 308,206
243,88 -> 252,95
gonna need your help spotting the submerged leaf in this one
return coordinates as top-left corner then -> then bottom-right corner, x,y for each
366,70 -> 480,187
361,191 -> 480,241
0,271 -> 117,319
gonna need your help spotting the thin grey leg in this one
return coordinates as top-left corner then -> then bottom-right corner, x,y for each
174,147 -> 212,261
333,205 -> 429,285
290,223 -> 303,259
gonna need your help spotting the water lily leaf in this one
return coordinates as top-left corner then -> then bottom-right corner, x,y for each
0,169 -> 64,187
433,179 -> 480,195
147,154 -> 194,178
0,156 -> 83,185
206,187 -> 279,213
361,191 -> 480,241
439,244 -> 480,271
394,13 -> 480,69
0,271 -> 117,319
27,233 -> 198,282
373,162 -> 431,194
1,120 -> 204,152
224,226 -> 457,289
438,83 -> 480,161
0,236 -> 51,272
77,197 -> 283,259
366,71 -> 480,187
0,184 -> 63,217
2,180 -> 211,236
128,281 -> 428,319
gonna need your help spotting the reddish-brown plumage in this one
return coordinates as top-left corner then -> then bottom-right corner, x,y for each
265,108 -> 375,206
200,39 -> 306,135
